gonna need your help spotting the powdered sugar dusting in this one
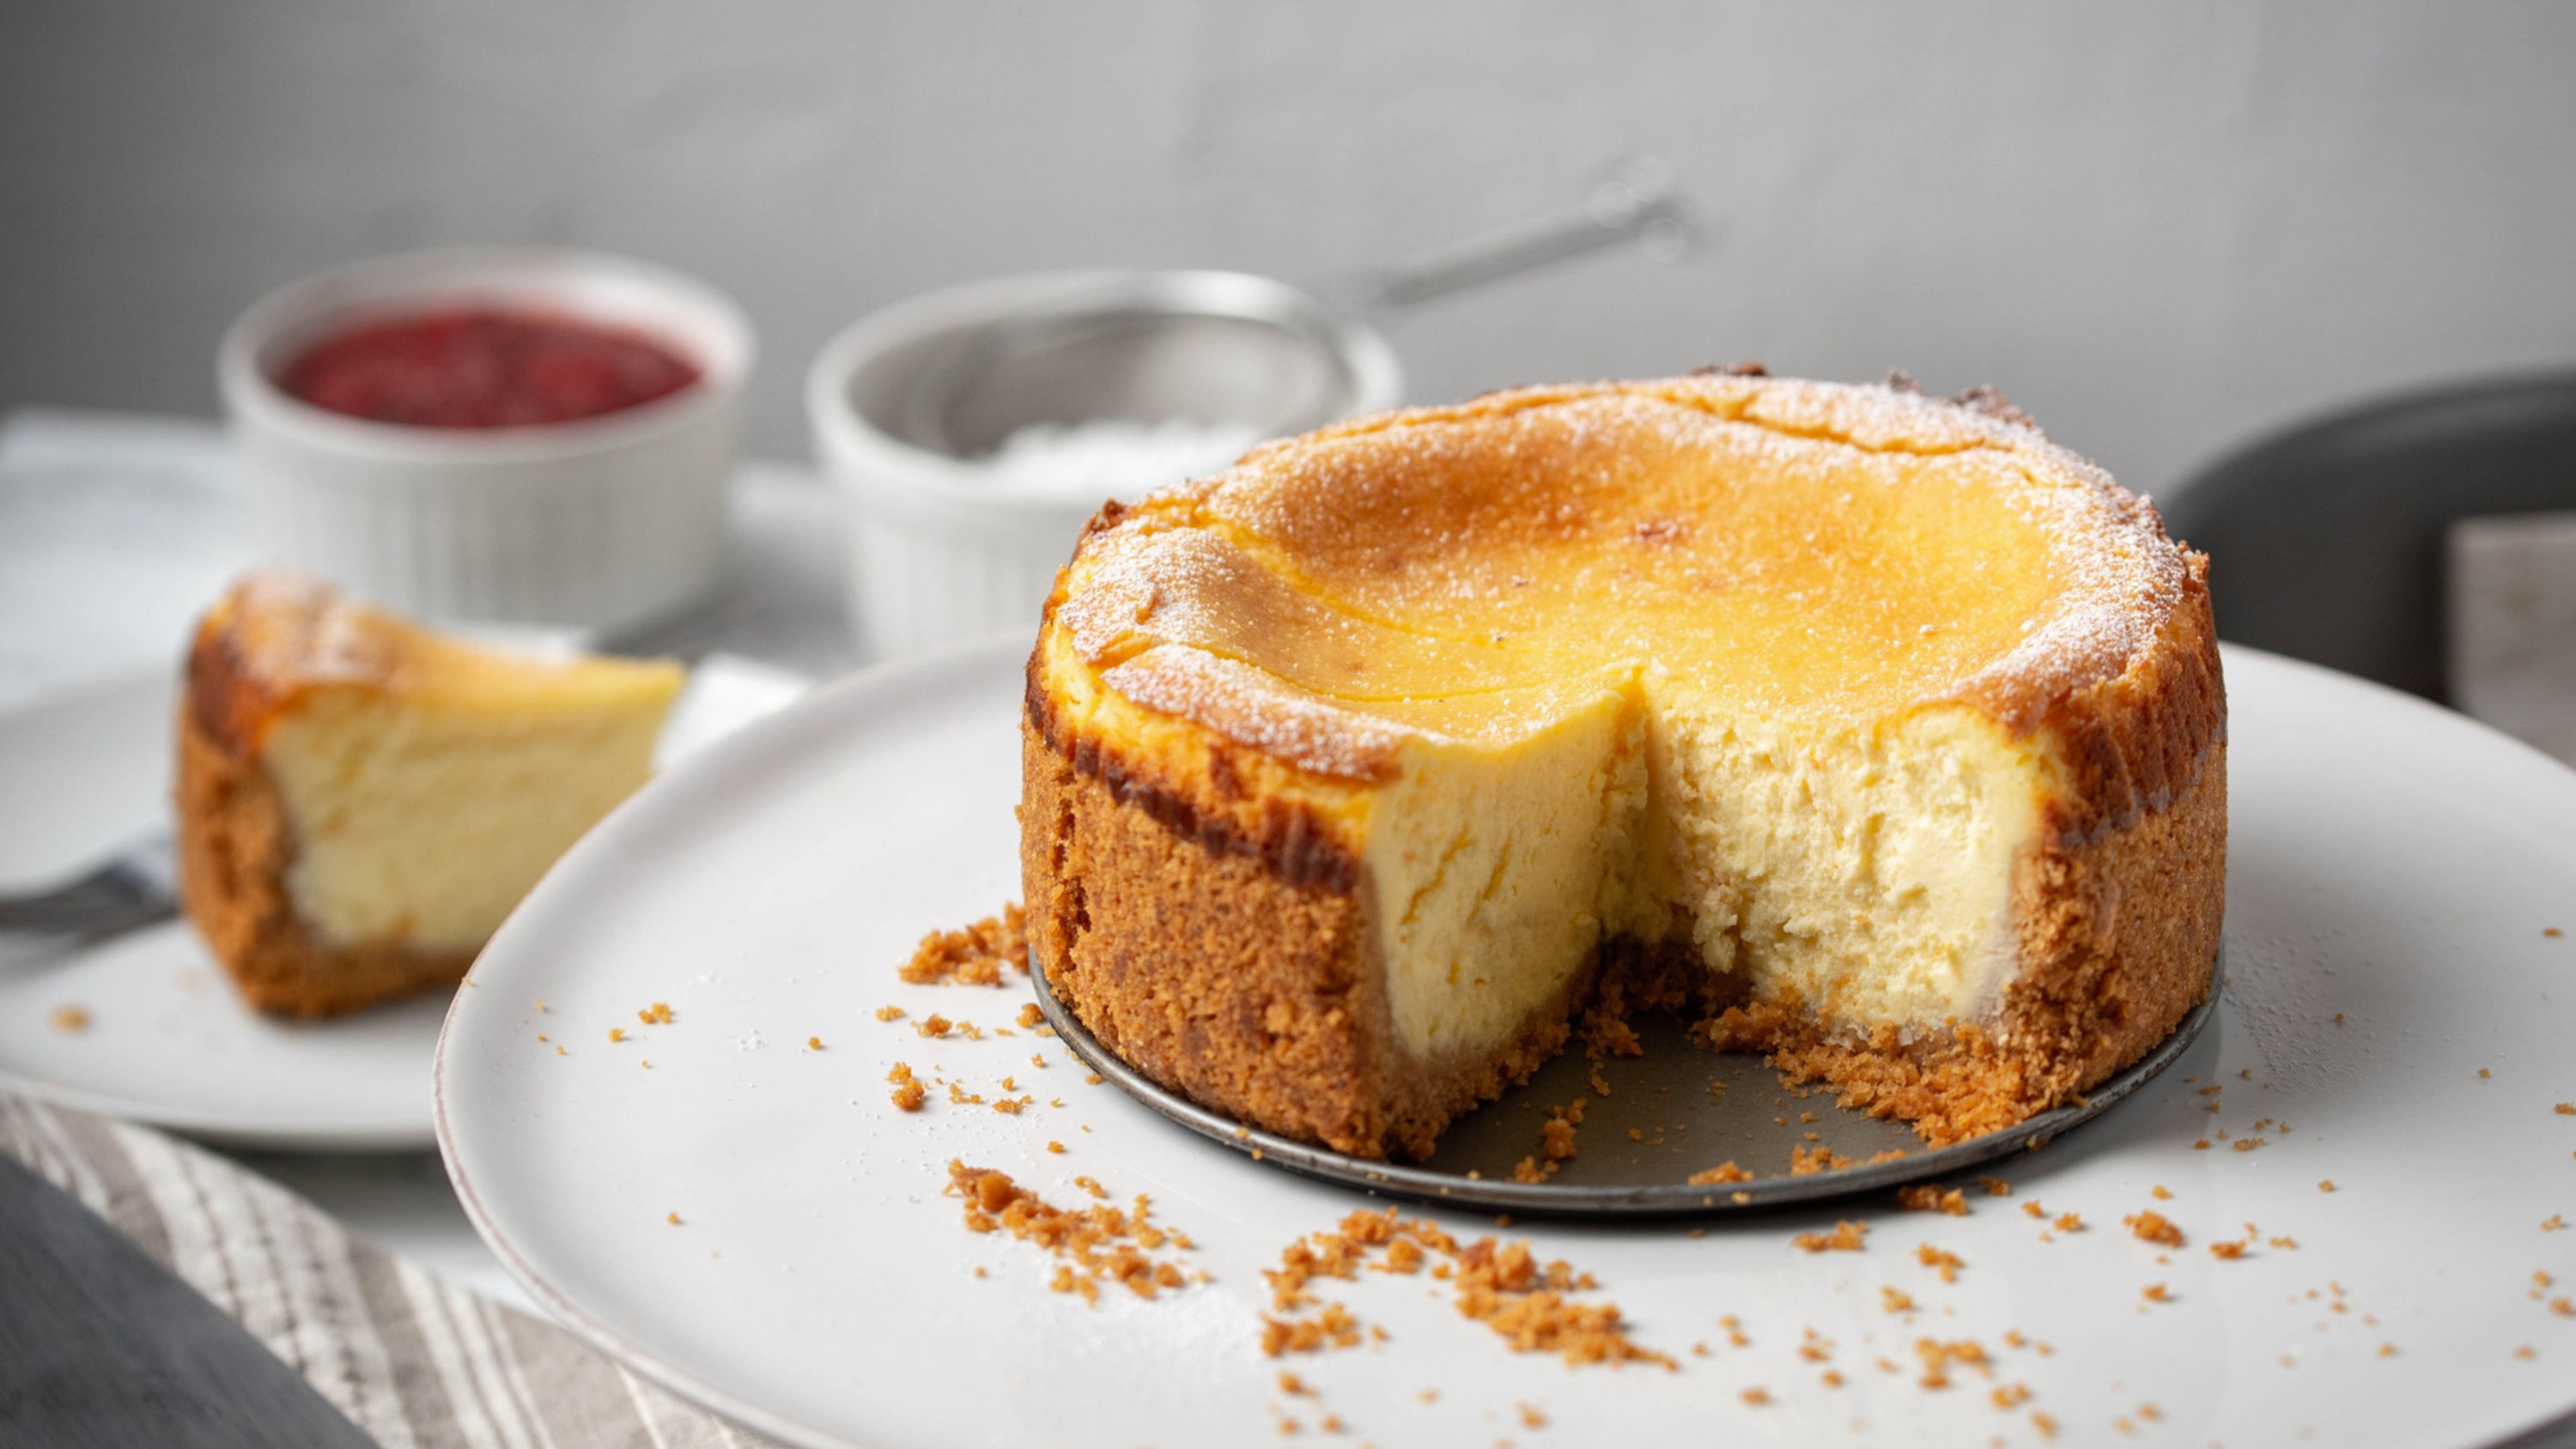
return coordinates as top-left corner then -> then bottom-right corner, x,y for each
1048,374 -> 2200,775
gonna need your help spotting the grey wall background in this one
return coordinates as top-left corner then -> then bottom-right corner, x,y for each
5,1 -> 2574,502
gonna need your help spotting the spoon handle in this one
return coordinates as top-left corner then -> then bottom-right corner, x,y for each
1340,155 -> 1704,317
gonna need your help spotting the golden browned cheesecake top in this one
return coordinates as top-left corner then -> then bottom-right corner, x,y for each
1042,373 -> 2198,780
186,571 -> 679,755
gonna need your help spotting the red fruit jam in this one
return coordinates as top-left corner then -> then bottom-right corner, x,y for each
279,308 -> 702,428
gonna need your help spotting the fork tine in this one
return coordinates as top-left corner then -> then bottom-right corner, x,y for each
0,837 -> 181,940
0,881 -> 130,931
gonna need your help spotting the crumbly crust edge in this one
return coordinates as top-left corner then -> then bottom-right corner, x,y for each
176,652 -> 472,1020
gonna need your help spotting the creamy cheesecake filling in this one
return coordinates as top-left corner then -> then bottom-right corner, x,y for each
1364,683 -> 1646,1063
264,686 -> 671,952
1634,694 -> 2046,1036
1358,670 -> 2051,1065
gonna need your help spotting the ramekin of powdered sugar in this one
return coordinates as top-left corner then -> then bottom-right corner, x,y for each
807,270 -> 1400,660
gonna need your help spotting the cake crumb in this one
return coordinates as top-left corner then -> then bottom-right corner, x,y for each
2150,1185 -> 2172,1200
46,1005 -> 89,1034
874,1004 -> 905,1022
2124,1210 -> 2184,1248
1686,1161 -> 1752,1186
1897,1185 -> 1969,1216
1978,1175 -> 2011,1197
916,1014 -> 953,1038
1792,1221 -> 1868,1253
946,1160 -> 1192,1305
2053,1213 -> 2083,1233
2556,1103 -> 2574,1116
2141,1283 -> 2171,1303
665,1211 -> 681,1225
2022,1201 -> 2045,1219
887,1069 -> 928,1112
1516,1404 -> 1546,1429
1917,1243 -> 1965,1282
1789,1143 -> 1855,1176
1018,1003 -> 1045,1028
2545,1216 -> 2568,1233
1048,1141 -> 1066,1154
901,905 -> 1029,985
636,1001 -> 674,1025
2319,1179 -> 2337,1192
606,1027 -> 625,1043
1740,1387 -> 1771,1407
1263,1207 -> 1668,1369
806,1035 -> 823,1051
1882,1286 -> 1917,1313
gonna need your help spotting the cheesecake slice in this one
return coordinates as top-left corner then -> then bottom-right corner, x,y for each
178,572 -> 683,1017
1023,373 -> 2226,1159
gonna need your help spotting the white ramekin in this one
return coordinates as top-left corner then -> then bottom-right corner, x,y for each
218,247 -> 753,632
806,270 -> 1402,662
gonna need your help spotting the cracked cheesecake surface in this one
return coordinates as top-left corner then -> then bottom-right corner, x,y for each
1022,373 -> 2225,1159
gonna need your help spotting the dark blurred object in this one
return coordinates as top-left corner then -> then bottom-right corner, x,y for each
0,1153 -> 375,1449
2162,370 -> 2576,700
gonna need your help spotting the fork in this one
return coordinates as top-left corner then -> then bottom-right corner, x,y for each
0,832 -> 180,964
0,587 -> 776,968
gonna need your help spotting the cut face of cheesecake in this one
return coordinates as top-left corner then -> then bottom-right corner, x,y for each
1023,374 -> 2226,1159
178,573 -> 683,1017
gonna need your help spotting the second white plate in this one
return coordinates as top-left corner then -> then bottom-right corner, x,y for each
0,658 -> 802,1149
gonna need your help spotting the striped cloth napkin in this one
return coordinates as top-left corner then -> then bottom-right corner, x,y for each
0,1092 -> 781,1449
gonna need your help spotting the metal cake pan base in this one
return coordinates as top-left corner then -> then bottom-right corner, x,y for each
1030,947 -> 2221,1217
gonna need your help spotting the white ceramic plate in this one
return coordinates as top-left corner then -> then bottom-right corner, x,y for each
0,659 -> 801,1150
438,640 -> 2576,1448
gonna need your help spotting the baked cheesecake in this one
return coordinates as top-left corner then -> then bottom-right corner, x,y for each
178,572 -> 683,1017
1021,372 -> 2225,1160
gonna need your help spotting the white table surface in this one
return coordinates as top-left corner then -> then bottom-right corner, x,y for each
0,406 -> 863,1313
